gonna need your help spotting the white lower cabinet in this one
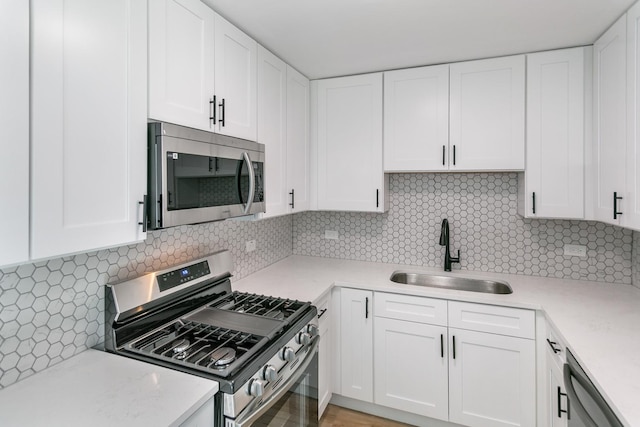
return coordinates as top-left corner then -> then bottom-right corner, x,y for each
179,397 -> 214,427
374,317 -> 448,420
317,295 -> 332,418
338,288 -> 373,402
448,328 -> 536,427
336,290 -> 537,427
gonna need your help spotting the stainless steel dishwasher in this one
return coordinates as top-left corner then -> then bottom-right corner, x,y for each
564,348 -> 624,427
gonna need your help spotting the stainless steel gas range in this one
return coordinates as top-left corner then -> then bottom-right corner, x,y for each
105,251 -> 319,427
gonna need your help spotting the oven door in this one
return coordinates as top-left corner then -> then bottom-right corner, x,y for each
150,131 -> 265,229
229,338 -> 319,427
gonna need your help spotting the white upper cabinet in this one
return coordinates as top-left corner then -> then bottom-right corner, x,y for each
31,0 -> 147,259
148,0 -> 215,131
383,65 -> 450,172
213,13 -> 257,141
0,0 -> 29,267
258,46 -> 288,217
286,65 -> 311,212
520,47 -> 587,219
258,49 -> 310,218
626,3 -> 640,230
450,55 -> 525,171
148,2 -> 257,141
314,73 -> 388,212
593,16 -> 627,225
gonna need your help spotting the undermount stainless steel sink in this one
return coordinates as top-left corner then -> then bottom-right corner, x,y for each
389,271 -> 513,294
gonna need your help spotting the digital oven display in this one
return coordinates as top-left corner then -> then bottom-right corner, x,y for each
158,261 -> 210,292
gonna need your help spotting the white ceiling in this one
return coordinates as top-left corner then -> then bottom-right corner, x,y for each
203,0 -> 636,80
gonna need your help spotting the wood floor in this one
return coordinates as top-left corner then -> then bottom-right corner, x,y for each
319,404 -> 414,427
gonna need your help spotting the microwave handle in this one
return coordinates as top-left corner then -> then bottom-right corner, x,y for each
242,152 -> 256,215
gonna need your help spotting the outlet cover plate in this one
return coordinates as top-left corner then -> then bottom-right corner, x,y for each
246,240 -> 256,252
564,244 -> 587,257
324,230 -> 339,240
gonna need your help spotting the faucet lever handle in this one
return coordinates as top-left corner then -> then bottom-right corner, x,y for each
451,250 -> 461,263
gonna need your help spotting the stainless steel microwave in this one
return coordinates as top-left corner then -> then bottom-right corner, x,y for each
147,122 -> 265,229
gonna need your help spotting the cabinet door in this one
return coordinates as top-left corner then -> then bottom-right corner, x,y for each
31,0 -> 147,259
547,353 -> 570,427
449,328 -> 536,427
626,4 -> 640,230
450,55 -> 525,170
148,0 -> 215,131
0,0 -> 29,267
374,317 -> 448,420
317,296 -> 332,418
383,65 -> 449,172
339,288 -> 373,402
258,46 -> 288,218
214,13 -> 257,141
523,48 -> 586,219
316,73 -> 385,212
593,16 -> 627,225
287,65 -> 311,212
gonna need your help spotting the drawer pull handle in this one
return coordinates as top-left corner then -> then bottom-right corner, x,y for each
547,339 -> 561,354
317,308 -> 327,319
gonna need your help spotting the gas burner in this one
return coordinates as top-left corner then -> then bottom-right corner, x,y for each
210,347 -> 236,366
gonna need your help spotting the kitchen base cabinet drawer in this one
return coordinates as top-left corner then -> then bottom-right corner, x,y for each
448,301 -> 535,339
374,292 -> 447,326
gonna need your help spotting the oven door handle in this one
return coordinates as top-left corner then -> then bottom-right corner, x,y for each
242,152 -> 256,215
232,336 -> 319,427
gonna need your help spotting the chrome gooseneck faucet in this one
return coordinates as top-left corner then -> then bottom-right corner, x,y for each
439,218 -> 460,272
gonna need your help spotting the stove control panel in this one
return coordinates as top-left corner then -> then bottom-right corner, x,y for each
224,318 -> 319,418
158,260 -> 210,292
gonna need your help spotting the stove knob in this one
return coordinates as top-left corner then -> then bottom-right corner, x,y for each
247,379 -> 265,397
306,324 -> 319,337
280,347 -> 295,362
296,332 -> 311,345
262,365 -> 278,382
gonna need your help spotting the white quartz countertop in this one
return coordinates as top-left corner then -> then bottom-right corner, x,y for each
233,255 -> 640,427
0,349 -> 218,427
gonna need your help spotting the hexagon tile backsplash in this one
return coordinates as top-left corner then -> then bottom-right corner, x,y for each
0,215 -> 292,389
293,173 -> 634,283
1,172 -> 638,391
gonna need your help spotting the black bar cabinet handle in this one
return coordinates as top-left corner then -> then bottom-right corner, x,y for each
289,189 -> 295,209
219,98 -> 226,127
452,336 -> 456,359
440,334 -> 444,358
453,145 -> 456,165
442,145 -> 445,165
546,338 -> 561,354
317,308 -> 327,319
558,386 -> 570,419
138,195 -> 148,233
365,297 -> 369,319
376,189 -> 379,208
209,95 -> 216,124
614,192 -> 623,219
532,192 -> 536,214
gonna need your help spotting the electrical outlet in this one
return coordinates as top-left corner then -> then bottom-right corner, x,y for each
246,240 -> 256,252
564,244 -> 587,257
324,230 -> 339,240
